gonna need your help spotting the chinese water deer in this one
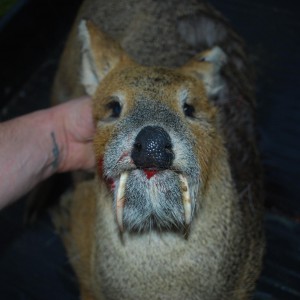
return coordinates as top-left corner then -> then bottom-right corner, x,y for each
52,0 -> 264,299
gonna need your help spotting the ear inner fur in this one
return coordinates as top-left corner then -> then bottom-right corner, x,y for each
181,46 -> 227,98
78,19 -> 133,95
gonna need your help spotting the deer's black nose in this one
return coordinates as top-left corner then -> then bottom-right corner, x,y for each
131,126 -> 174,169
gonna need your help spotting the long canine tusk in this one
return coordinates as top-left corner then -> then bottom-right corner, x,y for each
116,172 -> 128,232
179,174 -> 192,226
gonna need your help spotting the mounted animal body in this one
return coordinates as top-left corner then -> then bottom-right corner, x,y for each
53,0 -> 264,299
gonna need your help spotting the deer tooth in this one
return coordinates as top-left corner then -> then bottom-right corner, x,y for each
116,172 -> 128,232
179,174 -> 192,226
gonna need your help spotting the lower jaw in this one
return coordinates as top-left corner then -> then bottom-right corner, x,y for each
113,170 -> 192,233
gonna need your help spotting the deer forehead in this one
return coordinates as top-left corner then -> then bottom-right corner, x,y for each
93,64 -> 209,113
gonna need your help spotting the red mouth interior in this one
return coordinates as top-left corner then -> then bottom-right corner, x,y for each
144,170 -> 158,179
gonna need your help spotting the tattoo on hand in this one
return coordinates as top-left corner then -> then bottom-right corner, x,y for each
51,132 -> 60,169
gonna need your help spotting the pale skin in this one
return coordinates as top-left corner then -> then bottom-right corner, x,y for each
0,97 -> 96,210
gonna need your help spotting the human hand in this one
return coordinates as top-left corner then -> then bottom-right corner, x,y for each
0,96 -> 96,208
51,96 -> 96,173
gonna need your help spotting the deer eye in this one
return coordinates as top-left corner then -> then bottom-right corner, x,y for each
107,100 -> 122,118
183,103 -> 195,118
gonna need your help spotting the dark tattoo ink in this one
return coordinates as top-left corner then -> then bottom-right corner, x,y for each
51,132 -> 60,169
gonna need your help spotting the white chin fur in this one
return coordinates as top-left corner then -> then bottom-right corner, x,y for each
115,171 -> 192,232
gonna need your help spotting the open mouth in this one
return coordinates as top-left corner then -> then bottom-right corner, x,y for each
114,170 -> 192,232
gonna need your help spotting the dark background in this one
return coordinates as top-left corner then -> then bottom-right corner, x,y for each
0,0 -> 299,299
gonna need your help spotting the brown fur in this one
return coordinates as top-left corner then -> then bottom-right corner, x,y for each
52,1 -> 264,299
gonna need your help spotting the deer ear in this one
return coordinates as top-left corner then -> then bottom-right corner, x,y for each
78,20 -> 131,96
181,46 -> 227,98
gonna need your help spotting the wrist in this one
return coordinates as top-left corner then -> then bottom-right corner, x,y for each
20,106 -> 69,180
45,104 -> 69,174
29,107 -> 65,180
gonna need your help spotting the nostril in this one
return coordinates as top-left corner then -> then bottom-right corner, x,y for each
165,143 -> 172,150
134,142 -> 142,152
165,143 -> 173,154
